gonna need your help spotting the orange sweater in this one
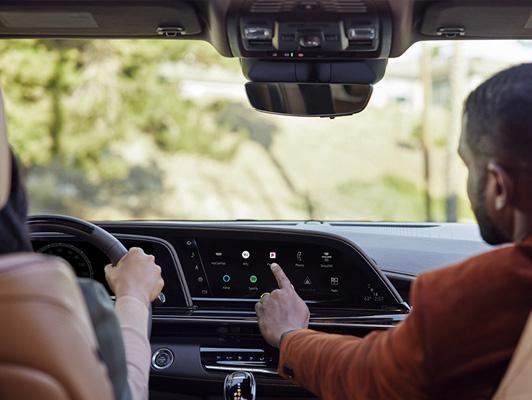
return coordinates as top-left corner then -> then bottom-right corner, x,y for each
278,237 -> 532,399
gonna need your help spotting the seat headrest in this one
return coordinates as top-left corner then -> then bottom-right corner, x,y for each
0,89 -> 11,209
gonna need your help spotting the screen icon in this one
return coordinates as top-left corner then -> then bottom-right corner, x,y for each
269,252 -> 276,259
330,277 -> 339,286
242,250 -> 250,259
296,251 -> 303,263
249,275 -> 258,284
303,276 -> 312,285
222,274 -> 231,283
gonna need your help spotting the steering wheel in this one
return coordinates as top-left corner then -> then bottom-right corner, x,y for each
27,214 -> 152,337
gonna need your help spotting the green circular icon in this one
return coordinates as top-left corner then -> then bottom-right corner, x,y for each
249,275 -> 258,284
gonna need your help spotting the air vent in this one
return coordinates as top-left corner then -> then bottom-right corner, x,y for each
321,0 -> 368,13
250,0 -> 298,13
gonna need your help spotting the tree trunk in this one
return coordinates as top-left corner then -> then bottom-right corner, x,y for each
446,42 -> 467,222
49,46 -> 66,159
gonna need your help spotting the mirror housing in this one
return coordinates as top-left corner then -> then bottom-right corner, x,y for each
245,82 -> 372,117
242,59 -> 385,117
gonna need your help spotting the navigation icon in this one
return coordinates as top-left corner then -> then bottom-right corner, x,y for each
303,276 -> 312,286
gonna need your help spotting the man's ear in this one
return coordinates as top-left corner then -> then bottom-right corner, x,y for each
486,162 -> 515,211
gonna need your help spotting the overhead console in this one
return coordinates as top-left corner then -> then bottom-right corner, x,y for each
228,0 -> 392,60
228,1 -> 392,116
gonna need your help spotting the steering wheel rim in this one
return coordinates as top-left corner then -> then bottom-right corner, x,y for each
27,214 -> 152,337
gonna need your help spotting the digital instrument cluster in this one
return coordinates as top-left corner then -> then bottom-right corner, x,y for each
31,227 -> 408,313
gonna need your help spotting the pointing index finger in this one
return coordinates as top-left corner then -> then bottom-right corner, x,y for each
271,263 -> 291,289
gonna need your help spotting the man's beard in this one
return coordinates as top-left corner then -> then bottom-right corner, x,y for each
472,171 -> 511,245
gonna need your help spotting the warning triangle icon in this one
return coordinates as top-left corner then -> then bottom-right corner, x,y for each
304,276 -> 312,285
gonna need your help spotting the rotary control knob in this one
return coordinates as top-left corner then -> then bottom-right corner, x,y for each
151,348 -> 174,370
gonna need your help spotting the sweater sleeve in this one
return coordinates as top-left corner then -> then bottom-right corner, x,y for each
115,296 -> 151,400
277,277 -> 430,400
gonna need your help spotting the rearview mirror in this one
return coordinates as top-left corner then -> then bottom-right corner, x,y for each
245,83 -> 372,117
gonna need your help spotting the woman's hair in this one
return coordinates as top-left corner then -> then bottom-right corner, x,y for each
0,150 -> 32,254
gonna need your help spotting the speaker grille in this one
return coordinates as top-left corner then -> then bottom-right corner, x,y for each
249,0 -> 368,13
321,0 -> 368,13
249,0 -> 298,13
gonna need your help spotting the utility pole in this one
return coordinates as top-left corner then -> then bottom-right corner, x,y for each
420,43 -> 433,222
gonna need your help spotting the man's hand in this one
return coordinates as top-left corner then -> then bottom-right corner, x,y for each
105,247 -> 164,307
255,263 -> 310,348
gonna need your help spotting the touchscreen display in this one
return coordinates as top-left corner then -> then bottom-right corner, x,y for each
196,239 -> 343,302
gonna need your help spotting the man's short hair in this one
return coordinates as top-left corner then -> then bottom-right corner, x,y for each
464,63 -> 532,167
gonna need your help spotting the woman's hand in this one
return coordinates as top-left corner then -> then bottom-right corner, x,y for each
105,247 -> 164,307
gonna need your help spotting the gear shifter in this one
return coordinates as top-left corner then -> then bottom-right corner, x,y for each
224,371 -> 256,400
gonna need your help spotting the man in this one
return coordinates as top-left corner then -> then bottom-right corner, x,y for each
256,63 -> 532,399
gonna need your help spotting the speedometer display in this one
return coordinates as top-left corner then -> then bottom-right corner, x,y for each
37,243 -> 94,279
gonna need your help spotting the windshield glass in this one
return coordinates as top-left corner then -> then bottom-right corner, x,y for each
3,39 -> 531,222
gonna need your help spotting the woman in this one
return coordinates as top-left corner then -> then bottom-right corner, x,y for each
0,145 -> 163,400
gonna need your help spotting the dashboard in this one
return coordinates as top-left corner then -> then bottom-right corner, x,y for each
29,220 -> 489,399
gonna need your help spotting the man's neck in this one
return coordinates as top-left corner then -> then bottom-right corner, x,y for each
513,211 -> 532,242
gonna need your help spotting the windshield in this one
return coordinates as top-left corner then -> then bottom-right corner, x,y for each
2,39 -> 531,222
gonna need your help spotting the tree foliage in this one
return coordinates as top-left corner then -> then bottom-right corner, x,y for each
0,39 -> 243,175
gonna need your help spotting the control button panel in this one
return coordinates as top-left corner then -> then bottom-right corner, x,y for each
201,347 -> 278,375
152,348 -> 174,370
241,18 -> 379,53
181,238 -> 211,297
